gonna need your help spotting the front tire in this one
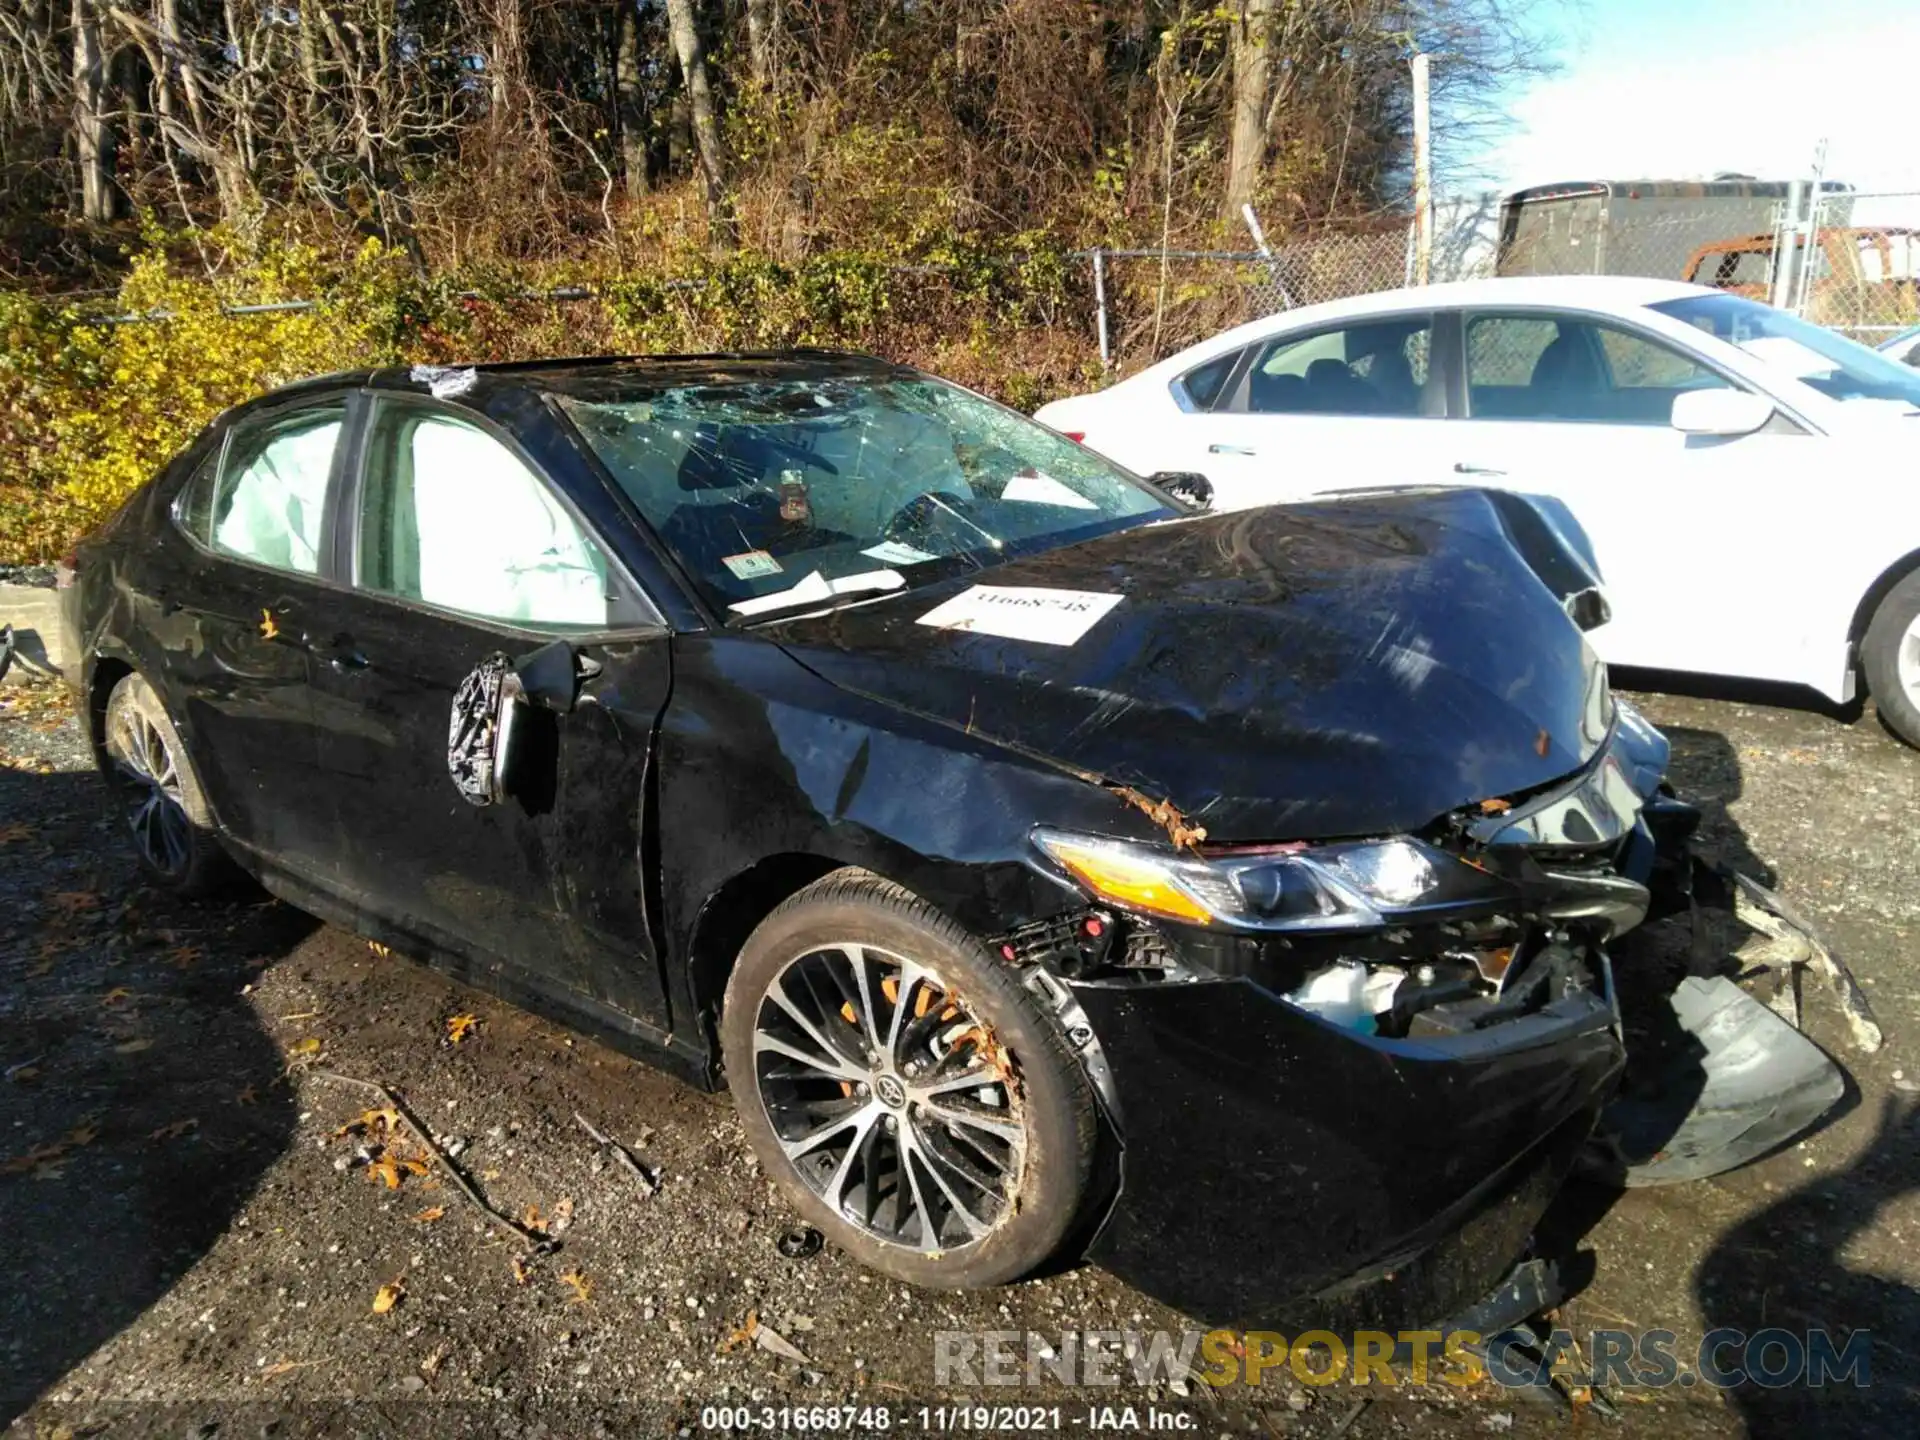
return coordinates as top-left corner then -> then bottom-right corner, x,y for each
1862,571 -> 1920,748
101,672 -> 236,896
721,870 -> 1096,1289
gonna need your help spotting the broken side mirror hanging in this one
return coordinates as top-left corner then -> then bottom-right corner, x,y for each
448,652 -> 522,807
1150,472 -> 1214,512
447,641 -> 601,806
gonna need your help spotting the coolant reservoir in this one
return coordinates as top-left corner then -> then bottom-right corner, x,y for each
1286,962 -> 1405,1033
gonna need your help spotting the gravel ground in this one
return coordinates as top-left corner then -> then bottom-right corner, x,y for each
2,674 -> 1915,1439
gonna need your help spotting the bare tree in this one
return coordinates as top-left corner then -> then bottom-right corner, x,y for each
745,0 -> 779,91
663,0 -> 731,245
1223,0 -> 1275,217
613,0 -> 649,199
68,0 -> 116,221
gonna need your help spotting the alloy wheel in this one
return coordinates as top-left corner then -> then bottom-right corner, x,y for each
105,702 -> 192,878
1900,613 -> 1920,706
751,943 -> 1027,1254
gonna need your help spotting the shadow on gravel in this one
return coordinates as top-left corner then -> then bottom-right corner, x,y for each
1536,722 -> 1880,1378
1612,666 -> 1866,732
0,768 -> 313,1422
1695,1094 -> 1920,1438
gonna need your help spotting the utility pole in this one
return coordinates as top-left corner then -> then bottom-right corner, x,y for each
1411,52 -> 1432,286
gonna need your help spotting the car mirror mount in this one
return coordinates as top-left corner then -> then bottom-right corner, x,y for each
1150,471 -> 1215,512
513,638 -> 598,714
1670,388 -> 1774,438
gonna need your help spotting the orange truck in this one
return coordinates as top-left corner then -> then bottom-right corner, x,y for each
1684,227 -> 1920,333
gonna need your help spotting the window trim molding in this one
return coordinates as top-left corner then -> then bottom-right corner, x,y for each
343,392 -> 670,637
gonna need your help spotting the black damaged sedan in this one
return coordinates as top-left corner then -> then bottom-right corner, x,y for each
62,353 -> 1843,1330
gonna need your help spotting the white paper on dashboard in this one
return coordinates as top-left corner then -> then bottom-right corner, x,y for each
861,540 -> 938,565
728,568 -> 905,616
915,585 -> 1123,646
1001,471 -> 1097,508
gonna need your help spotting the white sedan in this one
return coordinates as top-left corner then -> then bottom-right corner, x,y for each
1037,276 -> 1920,747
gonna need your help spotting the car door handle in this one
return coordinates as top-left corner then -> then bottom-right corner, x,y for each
1208,443 -> 1257,456
1453,461 -> 1507,476
318,637 -> 370,672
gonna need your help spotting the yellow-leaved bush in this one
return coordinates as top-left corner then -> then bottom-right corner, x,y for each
1,237 -> 417,561
2,231 -> 1111,564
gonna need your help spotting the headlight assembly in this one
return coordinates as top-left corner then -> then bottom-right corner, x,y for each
1031,828 -> 1511,932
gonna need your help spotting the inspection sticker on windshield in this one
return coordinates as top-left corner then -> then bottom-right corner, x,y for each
915,586 -> 1123,646
861,540 -> 937,566
722,549 -> 783,580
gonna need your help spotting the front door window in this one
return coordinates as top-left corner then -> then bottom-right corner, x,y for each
357,409 -> 632,628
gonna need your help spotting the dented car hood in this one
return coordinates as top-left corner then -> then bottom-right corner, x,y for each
764,490 -> 1613,842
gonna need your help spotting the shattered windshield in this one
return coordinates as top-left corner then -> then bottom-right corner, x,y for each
1650,293 -> 1920,408
554,375 -> 1173,618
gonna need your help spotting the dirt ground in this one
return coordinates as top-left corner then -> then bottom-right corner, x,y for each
2,672 -> 1916,1439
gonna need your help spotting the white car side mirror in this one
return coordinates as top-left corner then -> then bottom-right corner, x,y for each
1671,389 -> 1775,438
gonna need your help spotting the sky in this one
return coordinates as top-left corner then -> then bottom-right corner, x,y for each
1485,0 -> 1920,196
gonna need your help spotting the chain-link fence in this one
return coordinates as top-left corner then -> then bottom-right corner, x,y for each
1095,183 -> 1920,374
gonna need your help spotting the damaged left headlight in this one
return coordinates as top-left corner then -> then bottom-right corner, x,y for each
1030,828 -> 1510,932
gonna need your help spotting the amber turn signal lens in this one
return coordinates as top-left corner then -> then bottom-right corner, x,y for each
1042,837 -> 1212,926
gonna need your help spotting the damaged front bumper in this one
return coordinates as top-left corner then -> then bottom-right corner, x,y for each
1024,701 -> 1877,1327
1064,969 -> 1621,1331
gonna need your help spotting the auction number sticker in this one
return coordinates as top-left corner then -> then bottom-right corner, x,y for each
915,586 -> 1123,646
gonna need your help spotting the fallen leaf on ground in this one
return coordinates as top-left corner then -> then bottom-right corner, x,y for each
367,941 -> 390,958
550,1196 -> 574,1235
420,1349 -> 446,1380
259,609 -> 279,640
1,1117 -> 102,1176
446,1013 -> 479,1045
520,1202 -> 547,1235
365,1151 -> 430,1189
236,1085 -> 258,1105
114,1037 -> 153,1055
371,1279 -> 404,1314
289,1037 -> 321,1057
51,890 -> 101,915
166,945 -> 202,970
332,1107 -> 402,1139
559,1269 -> 593,1304
511,1255 -> 534,1285
148,1118 -> 199,1142
0,822 -> 34,844
412,1205 -> 446,1223
100,987 -> 131,1006
261,1359 -> 312,1379
721,1309 -> 761,1353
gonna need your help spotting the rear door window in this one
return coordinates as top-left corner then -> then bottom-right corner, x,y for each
178,404 -> 344,574
1225,316 -> 1434,416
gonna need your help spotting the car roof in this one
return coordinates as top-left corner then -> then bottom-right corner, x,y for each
246,349 -> 919,409
1271,274 -> 1705,321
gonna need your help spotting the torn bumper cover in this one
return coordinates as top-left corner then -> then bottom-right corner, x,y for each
1028,702 -> 1872,1328
1591,867 -> 1877,1188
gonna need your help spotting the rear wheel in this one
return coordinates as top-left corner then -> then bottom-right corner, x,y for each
101,672 -> 235,896
1862,571 -> 1920,749
721,871 -> 1096,1289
